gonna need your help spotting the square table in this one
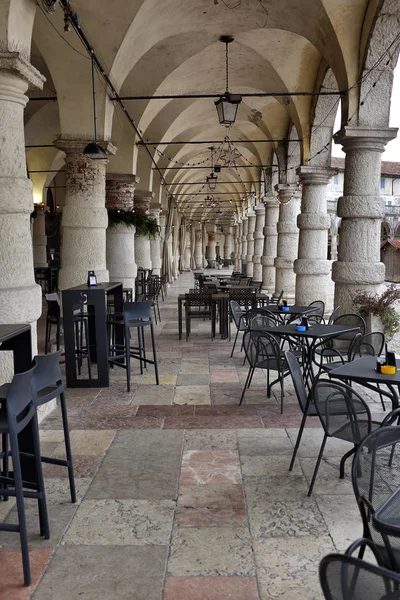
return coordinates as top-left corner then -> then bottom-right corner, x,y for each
330,355 -> 400,409
372,487 -> 400,538
256,323 -> 361,384
62,282 -> 123,388
265,305 -> 317,322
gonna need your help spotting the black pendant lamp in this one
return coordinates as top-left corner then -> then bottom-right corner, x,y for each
84,54 -> 107,160
215,36 -> 242,126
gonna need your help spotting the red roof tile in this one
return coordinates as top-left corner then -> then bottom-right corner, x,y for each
331,157 -> 400,177
381,239 -> 400,250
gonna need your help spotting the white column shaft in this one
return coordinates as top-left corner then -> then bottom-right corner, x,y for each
224,227 -> 233,262
261,198 -> 279,293
195,227 -> 203,269
252,205 -> 265,282
274,185 -> 301,301
149,207 -> 162,276
241,217 -> 248,270
246,212 -> 256,278
33,210 -> 48,267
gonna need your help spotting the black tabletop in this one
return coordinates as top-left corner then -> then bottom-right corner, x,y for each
0,324 -> 31,343
63,282 -> 123,292
330,355 -> 400,385
266,305 -> 316,315
372,487 -> 400,536
257,323 -> 360,339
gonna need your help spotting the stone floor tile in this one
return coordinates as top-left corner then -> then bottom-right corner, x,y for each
180,450 -> 241,485
39,430 -> 65,444
180,364 -> 210,374
0,548 -> 53,600
237,429 -> 292,456
253,536 -> 335,600
210,370 -> 239,383
175,508 -> 246,528
299,457 -> 354,495
52,430 -> 115,457
136,404 -> 195,416
163,576 -> 259,600
132,384 -> 175,405
138,374 -> 177,385
178,484 -> 245,509
177,373 -> 211,386
315,495 -> 363,551
184,430 -> 238,450
247,498 -> 327,539
240,455 -> 301,477
0,497 -> 16,521
63,499 -> 175,545
210,384 -> 243,405
43,477 -> 92,505
86,430 -> 183,500
195,406 -> 258,417
42,455 -> 102,479
243,474 -> 309,502
164,415 -> 263,429
173,391 -> 211,405
167,527 -> 254,576
32,545 -> 167,600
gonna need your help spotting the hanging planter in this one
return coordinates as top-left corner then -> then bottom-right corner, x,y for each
107,208 -> 160,238
352,284 -> 400,340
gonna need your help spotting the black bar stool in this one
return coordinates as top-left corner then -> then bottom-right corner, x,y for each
31,350 -> 76,503
108,301 -> 159,392
0,365 -> 50,586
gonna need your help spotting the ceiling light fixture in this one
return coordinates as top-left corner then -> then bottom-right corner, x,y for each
206,146 -> 218,190
84,54 -> 107,160
215,36 -> 242,126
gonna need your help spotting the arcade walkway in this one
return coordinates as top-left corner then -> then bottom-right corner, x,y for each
0,272 -> 386,600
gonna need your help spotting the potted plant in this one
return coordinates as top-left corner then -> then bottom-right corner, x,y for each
107,208 -> 160,238
352,284 -> 400,340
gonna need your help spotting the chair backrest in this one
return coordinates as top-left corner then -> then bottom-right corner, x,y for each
6,365 -> 37,433
319,552 -> 400,600
243,330 -> 281,369
312,378 -> 372,440
308,300 -> 325,318
45,293 -> 61,318
269,290 -> 284,305
285,351 -> 309,413
332,313 -> 366,353
31,350 -> 63,397
349,332 -> 385,360
328,305 -> 341,325
352,426 -> 400,568
229,300 -> 244,328
185,292 -> 212,309
247,309 -> 278,330
229,288 -> 257,310
124,301 -> 152,323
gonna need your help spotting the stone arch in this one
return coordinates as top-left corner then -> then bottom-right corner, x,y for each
381,220 -> 392,241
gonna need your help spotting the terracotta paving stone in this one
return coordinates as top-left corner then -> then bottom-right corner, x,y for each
136,405 -> 195,417
180,450 -> 241,485
0,548 -> 53,600
66,411 -> 164,430
163,576 -> 259,600
163,415 -> 264,429
178,484 -> 245,509
195,406 -> 258,417
175,508 -> 246,528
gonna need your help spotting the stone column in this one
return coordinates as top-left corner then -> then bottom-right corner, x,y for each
159,211 -> 167,269
0,55 -> 44,380
105,173 -> 138,293
241,216 -> 248,273
294,167 -> 334,305
224,226 -> 233,263
332,126 -> 397,313
274,184 -> 301,301
246,208 -> 256,278
149,204 -> 162,276
184,229 -> 191,270
32,208 -> 48,267
252,204 -> 265,283
237,220 -> 243,271
134,190 -> 153,270
55,139 -> 115,290
330,215 -> 340,262
261,196 -> 279,293
195,225 -> 203,269
207,224 -> 217,265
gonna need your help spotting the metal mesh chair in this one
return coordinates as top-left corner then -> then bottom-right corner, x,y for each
240,330 -> 288,412
350,332 -> 385,360
307,378 -> 380,496
269,289 -> 284,306
352,425 -> 400,571
185,291 -> 213,340
320,549 -> 400,599
229,300 -> 247,356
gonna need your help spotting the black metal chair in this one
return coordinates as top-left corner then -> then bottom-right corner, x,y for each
352,424 -> 400,571
108,301 -> 159,392
307,378 -> 380,496
328,305 -> 341,324
185,291 -> 213,341
141,276 -> 162,323
269,289 -> 284,306
229,300 -> 247,356
0,365 -> 49,586
240,330 -> 289,412
320,546 -> 400,599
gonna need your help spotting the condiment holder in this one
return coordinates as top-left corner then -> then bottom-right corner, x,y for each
296,325 -> 306,332
381,365 -> 397,375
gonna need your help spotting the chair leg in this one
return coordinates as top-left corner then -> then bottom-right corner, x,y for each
8,430 -> 31,586
339,446 -> 356,479
289,412 -> 308,471
84,320 -> 92,380
56,318 -> 61,351
377,383 -> 386,412
230,329 -> 239,357
59,392 -> 77,503
239,367 -> 252,406
31,413 -> 50,540
247,367 -> 254,389
307,433 -> 328,496
126,327 -> 131,392
150,324 -> 160,385
45,319 -> 50,354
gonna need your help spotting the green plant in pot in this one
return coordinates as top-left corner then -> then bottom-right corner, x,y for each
352,285 -> 400,340
107,208 -> 160,238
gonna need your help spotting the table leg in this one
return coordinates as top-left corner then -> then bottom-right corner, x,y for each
178,298 -> 183,340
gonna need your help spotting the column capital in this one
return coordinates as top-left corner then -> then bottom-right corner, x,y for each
54,138 -> 117,156
254,204 -> 265,215
106,174 -> 138,210
263,194 -> 279,207
274,183 -> 301,204
333,126 -> 398,153
296,165 -> 337,185
0,52 -> 45,89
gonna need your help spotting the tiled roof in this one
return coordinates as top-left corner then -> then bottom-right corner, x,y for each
331,157 -> 400,176
381,239 -> 400,250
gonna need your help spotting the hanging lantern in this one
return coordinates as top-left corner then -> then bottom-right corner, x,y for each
215,36 -> 242,126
